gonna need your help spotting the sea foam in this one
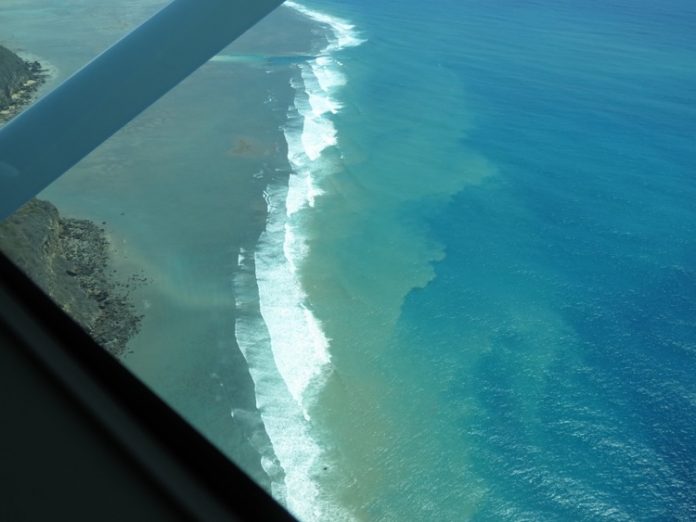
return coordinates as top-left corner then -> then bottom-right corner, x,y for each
233,2 -> 364,521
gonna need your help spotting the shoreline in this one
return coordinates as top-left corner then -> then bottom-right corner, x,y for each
0,44 -> 144,356
0,199 -> 146,356
4,5 -> 356,514
0,45 -> 47,121
239,3 -> 364,520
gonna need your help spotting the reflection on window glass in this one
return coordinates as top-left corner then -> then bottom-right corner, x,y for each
3,0 -> 696,521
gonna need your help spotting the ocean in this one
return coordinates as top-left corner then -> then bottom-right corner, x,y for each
3,0 -> 696,520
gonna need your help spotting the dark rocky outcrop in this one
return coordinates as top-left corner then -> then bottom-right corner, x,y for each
0,199 -> 143,356
0,44 -> 44,119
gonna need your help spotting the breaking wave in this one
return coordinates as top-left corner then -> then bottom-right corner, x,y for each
234,3 -> 364,520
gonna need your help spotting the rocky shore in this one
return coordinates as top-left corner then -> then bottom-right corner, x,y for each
0,199 -> 144,355
0,44 -> 143,356
0,44 -> 45,120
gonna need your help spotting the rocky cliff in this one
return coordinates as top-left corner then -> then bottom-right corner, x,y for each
0,45 -> 142,356
0,199 -> 142,355
0,44 -> 43,118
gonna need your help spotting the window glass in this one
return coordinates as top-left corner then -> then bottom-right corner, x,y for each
2,1 -> 696,521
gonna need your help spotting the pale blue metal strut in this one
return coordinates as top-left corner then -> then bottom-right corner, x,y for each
0,0 -> 284,220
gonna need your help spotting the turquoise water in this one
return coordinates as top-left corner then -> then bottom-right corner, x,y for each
274,0 -> 696,520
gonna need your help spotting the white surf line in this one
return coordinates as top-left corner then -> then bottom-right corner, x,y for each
234,2 -> 365,520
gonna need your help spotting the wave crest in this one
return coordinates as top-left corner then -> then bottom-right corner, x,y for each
234,3 -> 364,521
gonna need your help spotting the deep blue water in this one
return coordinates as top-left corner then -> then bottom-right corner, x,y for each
400,0 -> 696,519
294,0 -> 696,519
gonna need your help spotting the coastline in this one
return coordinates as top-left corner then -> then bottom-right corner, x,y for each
3,5 -> 360,517
0,198 -> 145,356
0,44 -> 45,120
25,3 -> 333,499
0,44 -> 143,356
237,3 -> 365,520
